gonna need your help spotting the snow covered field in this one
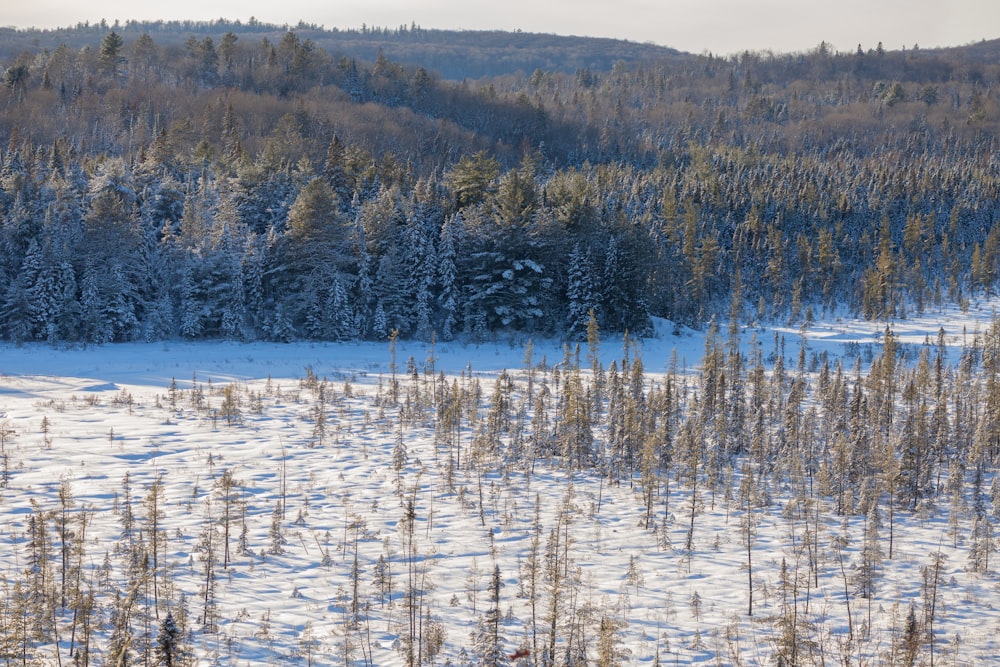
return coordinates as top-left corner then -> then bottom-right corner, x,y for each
4,300 -> 1000,666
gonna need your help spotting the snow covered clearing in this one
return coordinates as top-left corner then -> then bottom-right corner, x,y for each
2,299 -> 1000,665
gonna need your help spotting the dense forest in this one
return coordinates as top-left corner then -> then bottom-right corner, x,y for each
0,20 -> 999,345
0,19 -> 680,80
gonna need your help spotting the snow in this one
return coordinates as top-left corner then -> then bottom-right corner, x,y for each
3,298 -> 1000,665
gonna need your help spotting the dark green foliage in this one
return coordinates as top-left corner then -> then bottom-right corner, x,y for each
155,611 -> 181,667
99,30 -> 125,78
0,28 -> 998,342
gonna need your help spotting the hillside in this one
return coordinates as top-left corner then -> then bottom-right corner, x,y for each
0,22 -> 998,347
0,19 -> 683,80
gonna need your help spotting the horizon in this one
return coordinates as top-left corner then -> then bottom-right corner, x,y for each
4,0 -> 998,57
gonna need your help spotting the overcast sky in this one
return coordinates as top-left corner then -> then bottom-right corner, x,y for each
5,0 -> 998,56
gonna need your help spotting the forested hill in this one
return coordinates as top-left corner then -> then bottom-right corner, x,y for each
0,23 -> 998,345
0,19 -> 681,80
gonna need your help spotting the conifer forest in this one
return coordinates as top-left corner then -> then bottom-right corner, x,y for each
1,18 -> 1000,667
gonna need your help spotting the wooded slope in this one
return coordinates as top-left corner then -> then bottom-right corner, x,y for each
0,23 -> 998,343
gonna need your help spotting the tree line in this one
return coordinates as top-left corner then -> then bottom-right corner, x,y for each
0,18 -> 678,80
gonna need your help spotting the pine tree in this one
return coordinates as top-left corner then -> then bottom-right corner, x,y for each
1,241 -> 38,343
447,151 -> 499,209
436,213 -> 464,340
220,262 -> 247,339
375,249 -> 413,336
566,244 -> 597,340
241,235 -> 270,338
541,487 -> 576,665
120,471 -> 136,551
401,201 -> 438,341
198,497 -> 219,632
154,611 -> 181,667
137,479 -> 164,627
352,229 -> 375,339
854,501 -> 882,600
99,30 -> 126,79
323,135 -> 353,207
557,361 -> 594,469
596,615 -> 625,667
279,177 -> 353,333
24,238 -> 72,342
898,602 -> 921,667
968,510 -> 992,575
107,588 -> 136,667
473,565 -> 510,667
269,500 -> 286,555
214,469 -> 239,568
25,500 -> 53,643
1,579 -> 29,666
55,480 -> 77,610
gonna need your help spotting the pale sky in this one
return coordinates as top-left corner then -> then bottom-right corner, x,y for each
4,0 -> 998,56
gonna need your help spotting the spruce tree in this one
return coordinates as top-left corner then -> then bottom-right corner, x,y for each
99,31 -> 126,79
566,244 -> 597,340
473,564 -> 510,667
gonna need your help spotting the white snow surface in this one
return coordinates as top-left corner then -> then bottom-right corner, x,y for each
3,298 -> 1000,666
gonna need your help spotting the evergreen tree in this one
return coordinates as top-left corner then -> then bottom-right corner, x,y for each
566,243 -> 598,340
106,588 -> 136,667
448,151 -> 500,209
854,501 -> 882,599
436,214 -> 462,340
278,177 -> 354,334
154,611 -> 181,667
596,615 -> 625,667
78,185 -> 144,342
99,31 -> 126,79
351,223 -> 375,339
1,242 -> 37,343
375,248 -> 413,336
0,578 -> 26,664
402,191 -> 440,341
463,221 -> 553,334
472,564 -> 510,667
323,134 -> 353,207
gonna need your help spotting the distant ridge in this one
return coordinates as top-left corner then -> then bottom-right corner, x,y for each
931,36 -> 1000,61
0,19 -> 684,79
